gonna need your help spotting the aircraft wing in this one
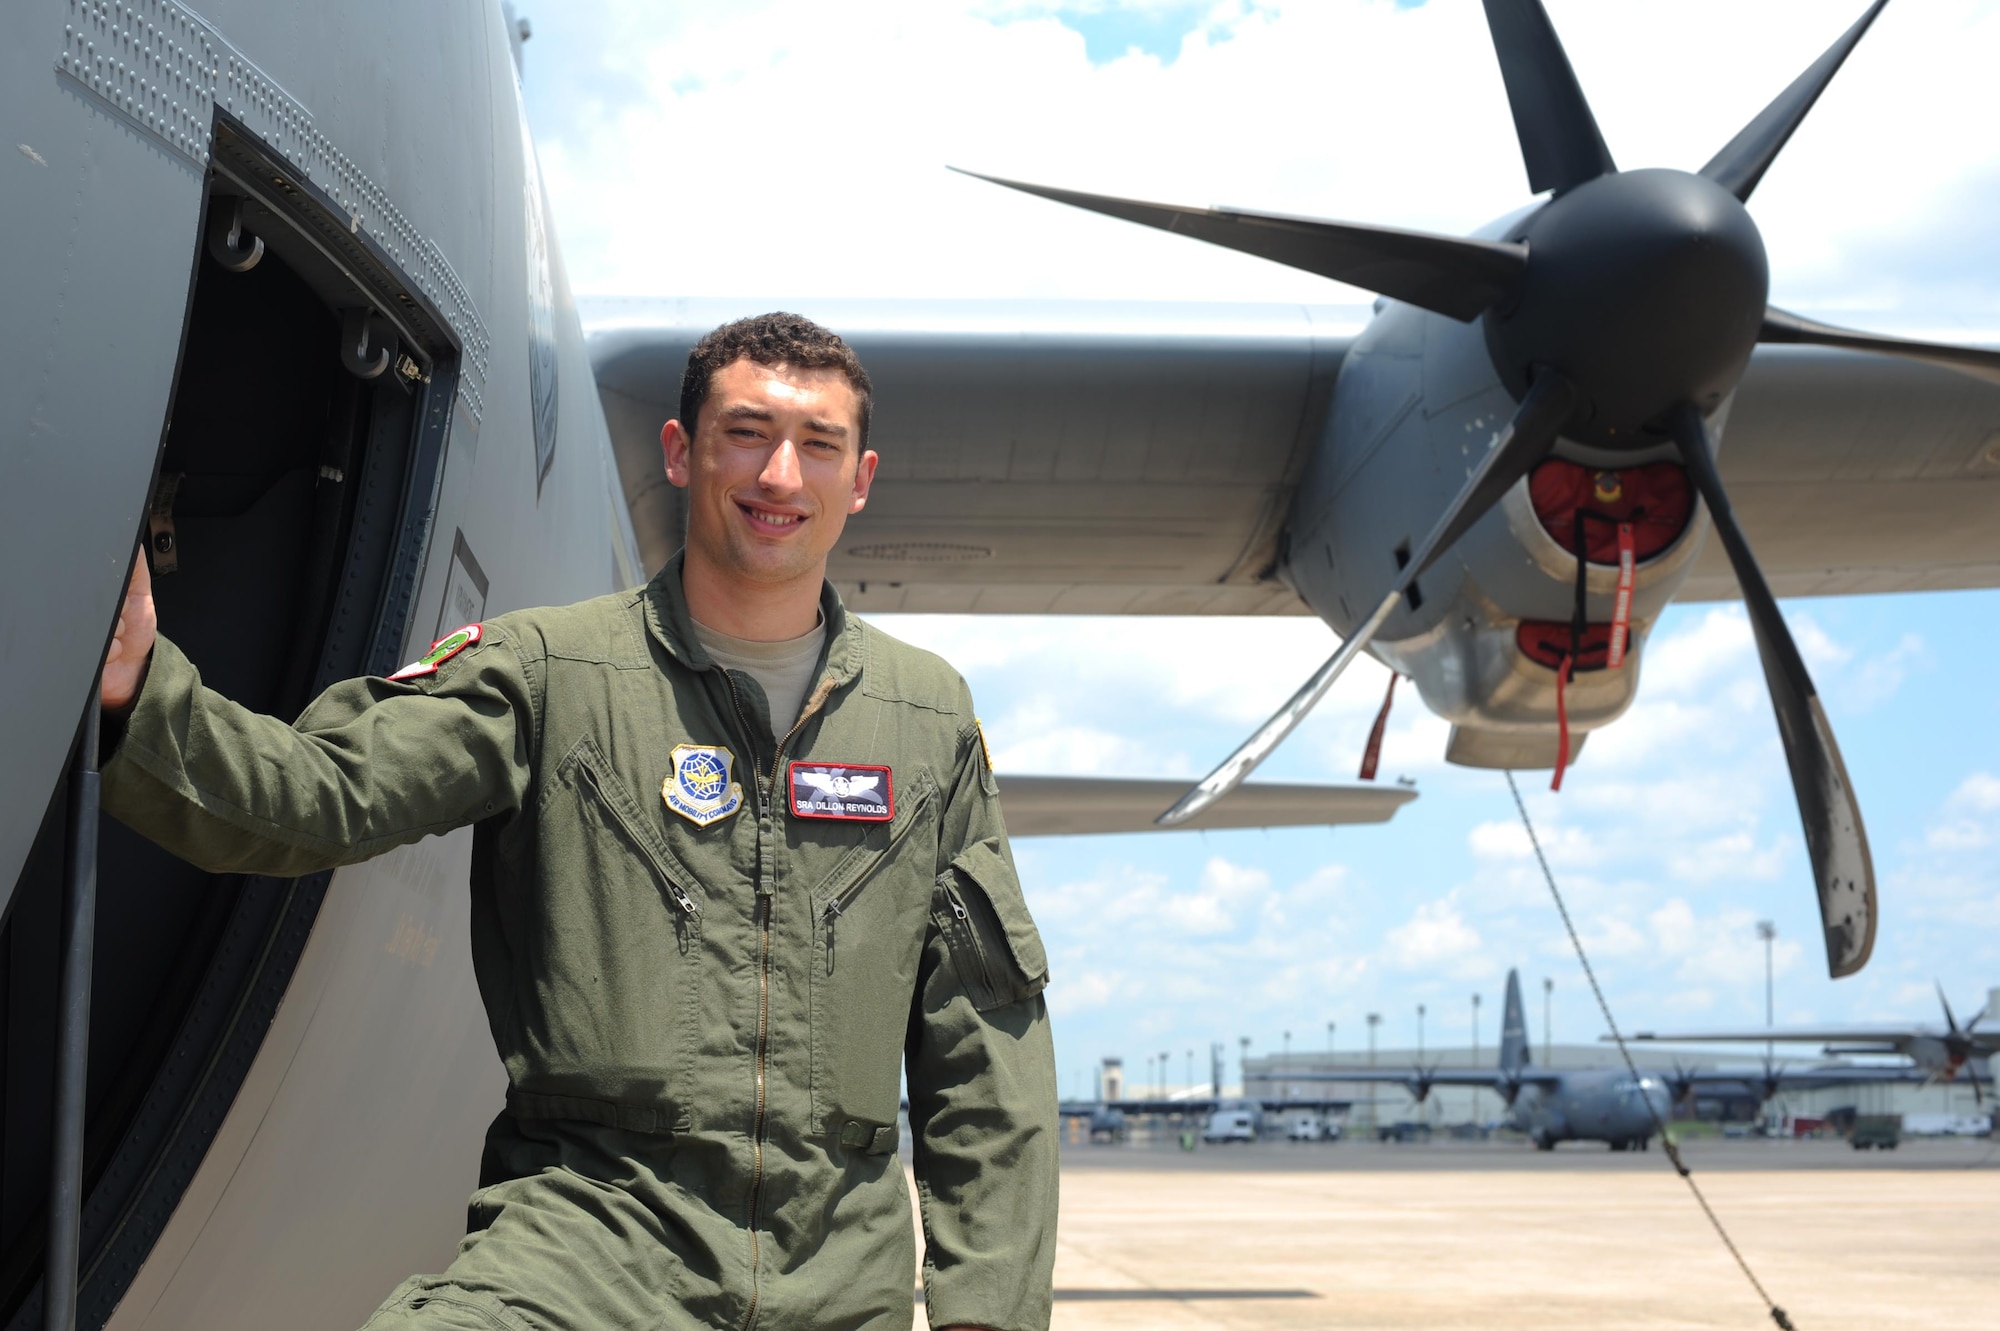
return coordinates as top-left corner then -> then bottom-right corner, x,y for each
586,297 -> 1351,613
1271,1068 -> 1563,1092
1682,1064 -> 1936,1095
1623,1026 -> 1925,1047
585,300 -> 2000,610
997,774 -> 1415,836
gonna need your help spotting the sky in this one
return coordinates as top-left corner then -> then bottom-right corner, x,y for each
515,0 -> 2000,1097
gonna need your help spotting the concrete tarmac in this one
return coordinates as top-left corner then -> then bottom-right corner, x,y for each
971,1136 -> 2000,1328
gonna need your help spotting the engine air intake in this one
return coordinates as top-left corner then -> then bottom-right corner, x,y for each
1528,459 -> 1692,563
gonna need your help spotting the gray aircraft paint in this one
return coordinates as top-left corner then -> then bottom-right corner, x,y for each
2,2 -> 630,1327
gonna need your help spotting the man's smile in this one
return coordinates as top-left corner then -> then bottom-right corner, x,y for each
736,499 -> 808,533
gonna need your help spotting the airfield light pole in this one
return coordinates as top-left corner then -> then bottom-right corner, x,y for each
1239,1036 -> 1251,1099
1365,1013 -> 1380,1130
1543,977 -> 1553,1065
1282,1030 -> 1291,1099
1160,1050 -> 1170,1099
1416,1004 -> 1426,1061
1472,993 -> 1482,1065
1327,1020 -> 1336,1057
1757,920 -> 1777,1065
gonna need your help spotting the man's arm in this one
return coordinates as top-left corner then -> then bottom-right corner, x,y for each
98,557 -> 538,877
905,700 -> 1058,1331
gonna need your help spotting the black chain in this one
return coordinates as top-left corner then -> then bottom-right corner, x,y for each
1504,770 -> 1797,1331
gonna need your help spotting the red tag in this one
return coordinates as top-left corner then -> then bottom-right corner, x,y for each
1607,522 -> 1636,669
788,762 -> 894,821
1358,674 -> 1398,781
1551,655 -> 1573,793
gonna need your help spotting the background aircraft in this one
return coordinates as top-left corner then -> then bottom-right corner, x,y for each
1276,970 -> 1929,1150
1628,984 -> 1997,1100
0,1 -> 1993,1329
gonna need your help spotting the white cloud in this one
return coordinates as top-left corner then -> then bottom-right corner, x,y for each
1384,897 -> 1482,971
1948,772 -> 2000,813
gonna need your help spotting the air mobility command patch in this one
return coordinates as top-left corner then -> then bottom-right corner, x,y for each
788,762 -> 893,821
388,623 -> 482,681
664,744 -> 744,827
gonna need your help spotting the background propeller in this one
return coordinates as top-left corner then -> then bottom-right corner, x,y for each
959,0 -> 1989,979
1937,984 -> 1989,1106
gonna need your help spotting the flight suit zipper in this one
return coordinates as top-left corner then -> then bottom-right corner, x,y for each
819,786 -> 934,973
575,758 -> 700,919
725,667 -> 839,1331
940,878 -> 1001,998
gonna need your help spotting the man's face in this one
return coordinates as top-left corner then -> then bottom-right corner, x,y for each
662,358 -> 878,589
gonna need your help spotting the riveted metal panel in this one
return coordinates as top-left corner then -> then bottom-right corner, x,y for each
51,0 -> 493,423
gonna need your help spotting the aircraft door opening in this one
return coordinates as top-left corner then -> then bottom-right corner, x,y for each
0,115 -> 460,1331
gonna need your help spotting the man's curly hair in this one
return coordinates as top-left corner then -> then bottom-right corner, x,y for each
678,312 -> 874,447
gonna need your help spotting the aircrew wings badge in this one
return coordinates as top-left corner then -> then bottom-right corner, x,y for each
664,744 -> 744,827
388,623 -> 482,681
788,762 -> 894,822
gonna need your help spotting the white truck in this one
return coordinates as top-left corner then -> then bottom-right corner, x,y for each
1203,1105 -> 1261,1143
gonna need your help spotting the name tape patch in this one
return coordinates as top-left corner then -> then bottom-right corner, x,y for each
388,623 -> 482,681
788,762 -> 894,822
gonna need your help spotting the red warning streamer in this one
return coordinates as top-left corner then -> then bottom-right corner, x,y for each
1551,655 -> 1574,792
1607,521 -> 1636,668
1358,673 -> 1399,781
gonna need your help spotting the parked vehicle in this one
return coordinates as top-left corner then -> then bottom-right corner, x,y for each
1203,1106 -> 1260,1143
1850,1114 -> 1902,1150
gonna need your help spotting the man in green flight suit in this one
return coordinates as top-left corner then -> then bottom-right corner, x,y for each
97,313 -> 1058,1331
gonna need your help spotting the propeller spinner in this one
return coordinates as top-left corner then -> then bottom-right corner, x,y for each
961,0 -> 2000,978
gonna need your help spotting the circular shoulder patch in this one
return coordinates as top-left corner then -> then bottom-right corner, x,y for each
388,623 -> 483,681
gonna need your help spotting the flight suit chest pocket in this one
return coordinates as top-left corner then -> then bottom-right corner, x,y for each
807,782 -> 938,1138
936,837 -> 1048,1012
532,740 -> 703,1110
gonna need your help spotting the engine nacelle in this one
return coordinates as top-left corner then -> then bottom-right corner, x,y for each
1281,301 -> 1715,769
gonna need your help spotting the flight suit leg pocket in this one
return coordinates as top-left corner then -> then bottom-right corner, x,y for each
936,836 -> 1048,1012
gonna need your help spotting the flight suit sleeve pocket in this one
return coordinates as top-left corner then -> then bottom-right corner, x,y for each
937,837 -> 1049,1011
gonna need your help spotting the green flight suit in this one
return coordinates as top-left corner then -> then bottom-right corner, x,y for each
100,552 -> 1059,1331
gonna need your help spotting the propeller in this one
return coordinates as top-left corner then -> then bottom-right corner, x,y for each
1664,1059 -> 1701,1108
1937,983 -> 1988,1106
955,1 -> 1965,980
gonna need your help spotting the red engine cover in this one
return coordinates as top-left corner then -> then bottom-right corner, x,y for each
1528,459 -> 1693,564
1517,620 -> 1618,673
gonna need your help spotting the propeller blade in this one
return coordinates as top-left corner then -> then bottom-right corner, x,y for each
1939,982 -> 1962,1035
950,169 -> 1527,321
1668,403 -> 1877,978
1479,0 -> 1617,195
1700,1 -> 1890,203
1156,372 -> 1578,825
1760,307 -> 2000,386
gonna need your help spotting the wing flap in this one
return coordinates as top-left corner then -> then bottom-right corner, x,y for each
996,775 -> 1415,837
